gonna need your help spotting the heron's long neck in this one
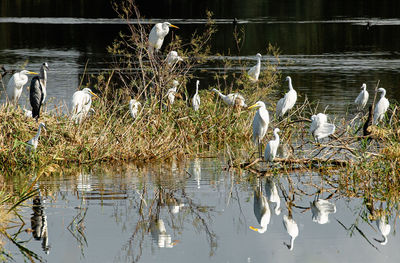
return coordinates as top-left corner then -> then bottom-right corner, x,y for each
275,200 -> 281,214
195,84 -> 199,94
214,89 -> 225,98
35,126 -> 43,140
381,235 -> 388,245
257,57 -> 261,68
288,79 -> 293,90
289,236 -> 295,250
380,90 -> 386,98
40,68 -> 47,84
274,132 -> 279,143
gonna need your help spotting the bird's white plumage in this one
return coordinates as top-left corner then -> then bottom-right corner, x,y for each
26,122 -> 46,154
23,108 -> 32,118
129,99 -> 141,119
376,215 -> 391,245
283,214 -> 299,251
71,88 -> 98,124
373,88 -> 389,125
166,51 -> 183,65
354,83 -> 369,110
265,179 -> 281,215
310,199 -> 336,224
211,88 -> 247,107
148,22 -> 178,54
150,219 -> 176,248
167,80 -> 179,105
250,185 -> 271,233
264,128 -> 280,162
249,101 -> 269,145
247,53 -> 262,82
309,113 -> 335,141
192,80 -> 201,111
276,76 -> 297,117
7,70 -> 38,105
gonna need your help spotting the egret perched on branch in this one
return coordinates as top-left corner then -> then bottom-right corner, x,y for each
354,83 -> 369,111
264,128 -> 280,162
309,113 -> 335,142
211,88 -> 247,107
374,214 -> 391,245
373,88 -> 389,125
166,51 -> 183,65
192,80 -> 200,111
167,80 -> 179,105
71,88 -> 99,124
249,181 -> 271,234
283,214 -> 299,251
247,53 -> 262,82
148,22 -> 179,54
276,76 -> 297,117
29,63 -> 49,120
26,122 -> 46,154
248,101 -> 269,158
6,70 -> 38,105
129,98 -> 141,119
265,179 -> 281,215
310,198 -> 336,224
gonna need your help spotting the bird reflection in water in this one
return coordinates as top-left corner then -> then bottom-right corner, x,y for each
374,214 -> 391,245
249,179 -> 271,234
31,195 -> 50,254
150,217 -> 178,248
283,213 -> 298,251
310,198 -> 336,224
265,178 -> 281,215
190,158 -> 201,189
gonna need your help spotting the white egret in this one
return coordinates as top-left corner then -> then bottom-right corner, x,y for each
264,128 -> 280,162
26,122 -> 46,154
310,199 -> 336,224
148,22 -> 179,54
309,113 -> 335,142
276,76 -> 297,117
374,215 -> 390,245
150,218 -> 177,248
29,63 -> 49,120
283,214 -> 299,251
166,51 -> 183,65
249,182 -> 271,234
166,80 -> 179,105
71,88 -> 99,124
354,83 -> 369,110
211,88 -> 247,107
6,70 -> 38,105
192,80 -> 200,111
373,88 -> 390,125
248,101 -> 269,158
247,53 -> 262,82
265,179 -> 281,215
23,108 -> 32,118
129,99 -> 141,119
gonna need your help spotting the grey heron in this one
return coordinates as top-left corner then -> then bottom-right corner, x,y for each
29,63 -> 49,120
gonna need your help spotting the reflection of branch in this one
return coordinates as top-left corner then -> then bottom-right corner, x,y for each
336,218 -> 379,251
67,207 -> 88,257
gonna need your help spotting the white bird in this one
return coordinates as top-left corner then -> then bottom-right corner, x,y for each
191,158 -> 201,189
249,183 -> 271,234
310,199 -> 336,224
166,80 -> 179,105
354,83 -> 369,110
192,80 -> 200,111
211,88 -> 247,107
248,101 -> 269,158
150,219 -> 177,248
23,108 -> 32,118
375,215 -> 391,245
283,214 -> 299,251
264,128 -> 280,162
6,70 -> 38,105
265,179 -> 281,215
276,76 -> 297,117
247,53 -> 262,82
166,51 -> 183,65
129,99 -> 141,119
373,88 -> 390,125
71,88 -> 99,124
309,113 -> 335,142
148,22 -> 179,54
26,122 -> 46,154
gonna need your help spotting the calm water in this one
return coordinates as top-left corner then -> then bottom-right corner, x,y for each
4,158 -> 400,262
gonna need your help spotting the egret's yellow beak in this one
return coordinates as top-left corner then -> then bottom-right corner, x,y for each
169,24 -> 179,29
28,71 -> 39,75
90,91 -> 99,99
249,226 -> 259,232
248,103 -> 259,110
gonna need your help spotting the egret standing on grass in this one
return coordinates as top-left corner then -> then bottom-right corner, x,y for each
148,22 -> 179,55
283,214 -> 299,251
247,53 -> 262,82
309,113 -> 335,142
29,63 -> 49,120
6,70 -> 38,105
211,88 -> 247,107
26,122 -> 46,154
276,76 -> 297,118
192,80 -> 200,111
71,88 -> 99,124
354,83 -> 369,111
373,88 -> 390,125
264,128 -> 280,162
129,98 -> 141,119
166,51 -> 183,65
310,198 -> 336,224
248,101 -> 269,158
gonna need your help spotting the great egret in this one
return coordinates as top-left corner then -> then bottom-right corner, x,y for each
265,179 -> 281,215
264,128 -> 280,162
247,53 -> 262,82
248,101 -> 269,158
249,181 -> 271,234
166,51 -> 183,65
129,99 -> 141,119
283,214 -> 299,251
373,88 -> 390,125
354,83 -> 369,110
6,70 -> 38,105
310,199 -> 336,224
29,63 -> 49,120
192,80 -> 200,111
167,80 -> 179,105
148,22 -> 179,54
375,215 -> 391,245
276,76 -> 297,117
71,88 -> 99,124
26,122 -> 46,154
211,88 -> 247,107
309,113 -> 335,142
150,218 -> 177,248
